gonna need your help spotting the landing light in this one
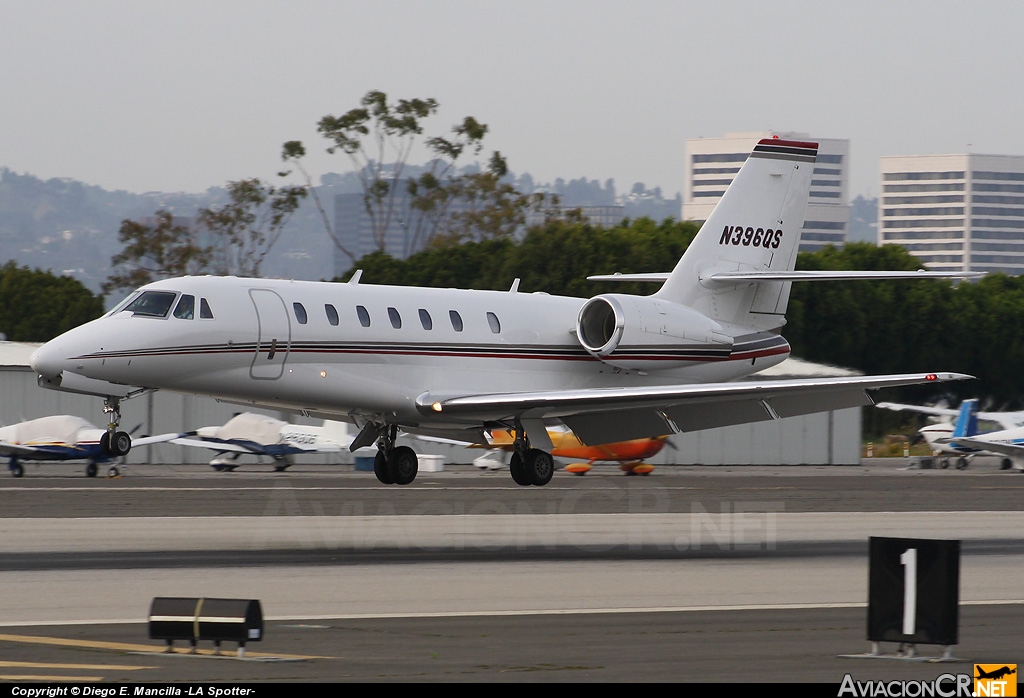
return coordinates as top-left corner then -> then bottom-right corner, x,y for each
432,402 -> 443,412
320,370 -> 327,378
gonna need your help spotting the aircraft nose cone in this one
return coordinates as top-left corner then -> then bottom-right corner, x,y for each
31,340 -> 66,378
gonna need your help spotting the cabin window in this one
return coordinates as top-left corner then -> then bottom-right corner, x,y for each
449,310 -> 464,332
325,304 -> 339,326
199,298 -> 214,319
418,309 -> 432,330
388,307 -> 402,329
173,294 -> 195,319
124,291 -> 177,318
487,311 -> 501,334
356,305 -> 371,327
293,302 -> 308,325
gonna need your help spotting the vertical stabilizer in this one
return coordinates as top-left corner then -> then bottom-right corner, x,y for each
656,139 -> 817,330
952,399 -> 979,438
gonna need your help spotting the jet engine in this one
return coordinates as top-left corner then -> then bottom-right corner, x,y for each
576,294 -> 733,370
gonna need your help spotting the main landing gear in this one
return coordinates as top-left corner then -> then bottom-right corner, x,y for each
101,396 -> 132,458
508,419 -> 554,487
373,425 -> 419,486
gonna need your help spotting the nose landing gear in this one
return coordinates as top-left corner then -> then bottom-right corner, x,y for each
101,396 -> 132,457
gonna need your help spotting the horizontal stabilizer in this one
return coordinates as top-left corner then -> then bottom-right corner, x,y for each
588,271 -> 984,283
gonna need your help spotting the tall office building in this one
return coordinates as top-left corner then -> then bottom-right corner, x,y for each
683,132 -> 850,251
879,154 -> 1024,274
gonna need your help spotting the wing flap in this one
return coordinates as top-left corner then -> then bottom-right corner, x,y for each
563,409 -> 674,445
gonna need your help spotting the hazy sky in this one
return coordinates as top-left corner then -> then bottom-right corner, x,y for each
3,1 -> 1022,200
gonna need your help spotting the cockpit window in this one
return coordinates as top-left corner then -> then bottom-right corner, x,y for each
173,295 -> 195,319
199,298 -> 214,319
107,291 -> 141,316
124,291 -> 177,318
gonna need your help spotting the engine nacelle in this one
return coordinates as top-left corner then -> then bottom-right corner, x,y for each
576,294 -> 733,370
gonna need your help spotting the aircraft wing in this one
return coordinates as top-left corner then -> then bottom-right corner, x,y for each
131,432 -> 182,447
170,437 -> 265,455
417,372 -> 971,445
938,437 -> 1023,458
875,402 -> 960,419
169,436 -> 343,455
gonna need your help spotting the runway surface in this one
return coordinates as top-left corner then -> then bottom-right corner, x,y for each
1,461 -> 1021,682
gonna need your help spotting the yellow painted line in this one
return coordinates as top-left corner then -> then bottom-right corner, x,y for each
0,633 -> 330,660
0,660 -> 152,670
0,671 -> 104,675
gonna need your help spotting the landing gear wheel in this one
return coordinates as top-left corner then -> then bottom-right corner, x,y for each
10,463 -> 24,478
1001,458 -> 1013,471
940,458 -> 950,469
388,446 -> 419,486
373,450 -> 393,484
111,431 -> 131,457
100,431 -> 111,455
86,462 -> 98,478
509,452 -> 531,486
956,457 -> 968,470
525,449 -> 554,487
108,466 -> 120,477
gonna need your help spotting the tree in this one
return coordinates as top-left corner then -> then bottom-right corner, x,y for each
0,262 -> 104,341
196,178 -> 307,277
284,90 -> 526,261
103,211 -> 211,295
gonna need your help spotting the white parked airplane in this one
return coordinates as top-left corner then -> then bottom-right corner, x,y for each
876,399 -> 1022,469
169,412 -> 352,471
31,138 -> 975,487
0,415 -> 176,478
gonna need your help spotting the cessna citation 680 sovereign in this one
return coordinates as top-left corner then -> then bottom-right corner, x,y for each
31,139 -> 975,486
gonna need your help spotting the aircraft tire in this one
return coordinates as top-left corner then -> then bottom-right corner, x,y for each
509,453 -> 531,486
100,431 -> 111,455
111,431 -> 132,457
956,457 -> 968,470
389,446 -> 418,485
373,450 -> 393,484
10,463 -> 24,478
86,463 -> 98,478
108,466 -> 120,477
1001,458 -> 1013,470
940,458 -> 950,469
525,449 -> 554,487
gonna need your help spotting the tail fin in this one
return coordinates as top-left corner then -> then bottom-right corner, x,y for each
656,138 -> 816,330
952,399 -> 979,438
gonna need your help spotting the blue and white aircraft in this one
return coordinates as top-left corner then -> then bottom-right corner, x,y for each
0,415 -> 176,477
877,399 -> 1023,469
933,400 -> 1024,472
30,138 -> 976,486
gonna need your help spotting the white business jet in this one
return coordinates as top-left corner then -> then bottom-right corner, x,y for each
170,412 -> 351,471
30,138 -> 975,486
0,415 -> 176,478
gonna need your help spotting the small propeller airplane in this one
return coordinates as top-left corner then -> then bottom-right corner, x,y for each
31,137 -> 977,487
877,399 -> 1021,470
0,415 -> 176,478
168,412 -> 352,471
472,427 -> 670,476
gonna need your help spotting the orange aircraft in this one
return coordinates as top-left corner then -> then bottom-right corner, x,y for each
481,428 -> 670,475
